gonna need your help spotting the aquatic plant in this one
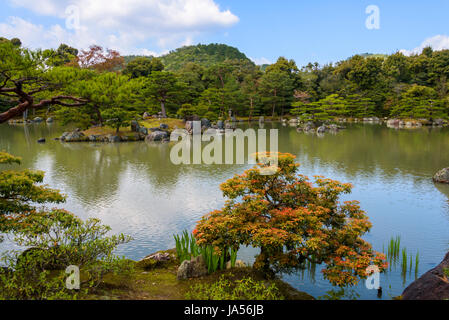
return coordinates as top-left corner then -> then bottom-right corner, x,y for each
174,230 -> 240,274
383,236 -> 420,282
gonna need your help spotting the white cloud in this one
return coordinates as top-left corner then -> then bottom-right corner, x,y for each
400,35 -> 449,56
3,0 -> 239,54
250,57 -> 272,65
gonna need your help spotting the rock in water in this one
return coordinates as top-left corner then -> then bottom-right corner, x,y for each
145,131 -> 169,142
37,138 -> 46,143
433,168 -> 449,184
317,126 -> 326,133
177,256 -> 208,280
402,251 -> 449,300
108,135 -> 121,143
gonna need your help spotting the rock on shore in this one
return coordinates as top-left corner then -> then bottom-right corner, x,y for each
433,168 -> 449,184
402,251 -> 449,300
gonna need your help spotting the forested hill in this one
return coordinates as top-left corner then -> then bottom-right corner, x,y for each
125,43 -> 253,71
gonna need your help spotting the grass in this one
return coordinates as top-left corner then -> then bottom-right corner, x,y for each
141,118 -> 184,130
383,236 -> 420,282
86,249 -> 314,301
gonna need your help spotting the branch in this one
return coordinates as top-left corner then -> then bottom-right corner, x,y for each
0,96 -> 89,124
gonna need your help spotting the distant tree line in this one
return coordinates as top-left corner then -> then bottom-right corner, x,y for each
1,39 -> 449,127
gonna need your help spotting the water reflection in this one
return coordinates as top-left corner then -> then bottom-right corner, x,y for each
1,122 -> 449,299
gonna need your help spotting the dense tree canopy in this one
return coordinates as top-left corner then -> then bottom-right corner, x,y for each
1,41 -> 449,125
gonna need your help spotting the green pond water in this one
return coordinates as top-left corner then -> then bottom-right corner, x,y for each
1,122 -> 449,300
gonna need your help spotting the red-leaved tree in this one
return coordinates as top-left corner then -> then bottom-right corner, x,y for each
194,153 -> 387,287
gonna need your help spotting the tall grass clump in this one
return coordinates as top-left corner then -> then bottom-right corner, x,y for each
174,230 -> 240,274
383,235 -> 421,282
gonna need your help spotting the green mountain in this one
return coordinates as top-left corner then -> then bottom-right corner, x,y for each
125,43 -> 253,71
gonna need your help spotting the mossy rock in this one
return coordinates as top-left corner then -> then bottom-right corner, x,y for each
136,249 -> 178,271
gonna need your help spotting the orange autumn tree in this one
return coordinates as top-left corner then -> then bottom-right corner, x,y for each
194,153 -> 387,287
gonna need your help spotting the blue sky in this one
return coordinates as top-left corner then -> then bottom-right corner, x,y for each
1,0 -> 449,66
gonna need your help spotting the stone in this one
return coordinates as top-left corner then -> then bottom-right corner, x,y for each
143,112 -> 151,119
402,251 -> 449,300
160,123 -> 169,130
89,135 -> 99,142
177,256 -> 208,280
131,120 -> 140,132
146,131 -> 169,142
433,119 -> 446,126
317,126 -> 326,133
226,260 -> 246,269
62,130 -> 85,142
139,127 -> 148,135
259,116 -> 265,123
201,118 -> 211,128
33,117 -> 43,123
137,252 -> 174,270
433,168 -> 449,184
37,138 -> 46,143
108,135 -> 121,143
185,121 -> 194,133
46,117 -> 54,123
387,119 -> 400,127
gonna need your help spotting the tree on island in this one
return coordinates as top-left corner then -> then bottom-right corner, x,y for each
194,153 -> 388,287
141,71 -> 186,118
101,107 -> 134,134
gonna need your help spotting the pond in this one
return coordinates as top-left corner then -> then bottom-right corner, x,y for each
1,122 -> 449,300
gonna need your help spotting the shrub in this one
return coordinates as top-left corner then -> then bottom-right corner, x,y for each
185,275 -> 284,300
0,208 -> 133,300
194,152 -> 388,287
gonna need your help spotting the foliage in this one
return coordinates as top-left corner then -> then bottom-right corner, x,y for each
123,57 -> 164,78
68,45 -> 124,72
0,210 -> 133,300
185,275 -> 284,300
160,43 -> 251,71
101,107 -> 135,133
0,152 -> 133,300
174,231 -> 239,274
3,40 -> 449,125
194,152 -> 388,287
0,151 -> 65,237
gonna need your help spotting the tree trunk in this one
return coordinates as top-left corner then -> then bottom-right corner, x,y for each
161,101 -> 167,118
249,97 -> 253,122
95,105 -> 104,126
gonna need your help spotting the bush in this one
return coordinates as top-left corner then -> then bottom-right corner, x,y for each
194,152 -> 388,287
185,275 -> 284,300
0,210 -> 133,300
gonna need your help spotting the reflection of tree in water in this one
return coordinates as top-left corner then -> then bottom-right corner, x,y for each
280,124 -> 449,180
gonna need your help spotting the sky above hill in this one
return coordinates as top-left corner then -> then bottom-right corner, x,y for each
1,0 -> 449,67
